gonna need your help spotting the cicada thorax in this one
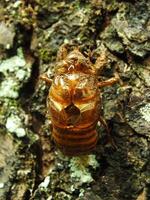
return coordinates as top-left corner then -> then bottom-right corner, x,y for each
48,70 -> 101,156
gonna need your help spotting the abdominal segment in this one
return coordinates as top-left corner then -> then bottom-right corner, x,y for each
52,124 -> 98,156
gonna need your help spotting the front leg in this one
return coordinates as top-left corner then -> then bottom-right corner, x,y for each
40,74 -> 53,85
97,72 -> 121,88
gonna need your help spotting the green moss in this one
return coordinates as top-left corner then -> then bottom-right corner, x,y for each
39,48 -> 54,63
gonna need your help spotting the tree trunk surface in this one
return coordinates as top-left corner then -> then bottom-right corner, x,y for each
0,0 -> 150,200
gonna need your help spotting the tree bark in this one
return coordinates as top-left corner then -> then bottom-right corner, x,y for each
0,0 -> 150,200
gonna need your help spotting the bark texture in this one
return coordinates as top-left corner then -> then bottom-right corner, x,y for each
0,0 -> 150,200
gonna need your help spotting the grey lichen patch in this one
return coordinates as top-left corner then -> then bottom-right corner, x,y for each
127,137 -> 149,170
10,151 -> 36,200
6,114 -> 26,138
140,103 -> 150,123
0,48 -> 32,99
78,191 -> 103,200
101,25 -> 124,54
0,49 -> 26,74
0,21 -> 15,49
32,154 -> 100,199
39,176 -> 50,189
124,62 -> 150,137
69,155 -> 99,183
101,1 -> 150,57
0,131 -> 18,199
1,0 -> 150,199
112,2 -> 150,57
1,101 -> 37,140
4,103 -> 28,138
0,183 -> 4,189
103,99 -> 119,120
102,0 -> 120,12
126,102 -> 150,138
55,191 -> 72,200
134,65 -> 150,88
32,1 -> 102,63
0,78 -> 19,99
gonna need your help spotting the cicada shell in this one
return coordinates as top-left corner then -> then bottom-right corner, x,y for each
41,48 -> 119,156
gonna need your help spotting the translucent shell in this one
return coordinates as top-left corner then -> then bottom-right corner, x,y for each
41,49 -> 119,155
48,72 -> 100,156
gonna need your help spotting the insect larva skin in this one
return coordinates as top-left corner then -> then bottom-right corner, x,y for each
47,51 -> 101,156
41,48 -> 120,156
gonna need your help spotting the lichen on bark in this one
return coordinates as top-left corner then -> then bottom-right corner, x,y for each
0,0 -> 150,200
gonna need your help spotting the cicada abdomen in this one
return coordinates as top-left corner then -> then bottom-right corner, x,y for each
48,71 -> 100,156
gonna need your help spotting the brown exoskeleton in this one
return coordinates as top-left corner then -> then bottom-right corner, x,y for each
40,46 -> 120,156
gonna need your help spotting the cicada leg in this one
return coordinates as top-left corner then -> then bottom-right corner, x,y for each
39,74 -> 53,85
99,116 -> 117,149
97,72 -> 122,88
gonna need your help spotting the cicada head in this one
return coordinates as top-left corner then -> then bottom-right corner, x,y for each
55,49 -> 96,75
